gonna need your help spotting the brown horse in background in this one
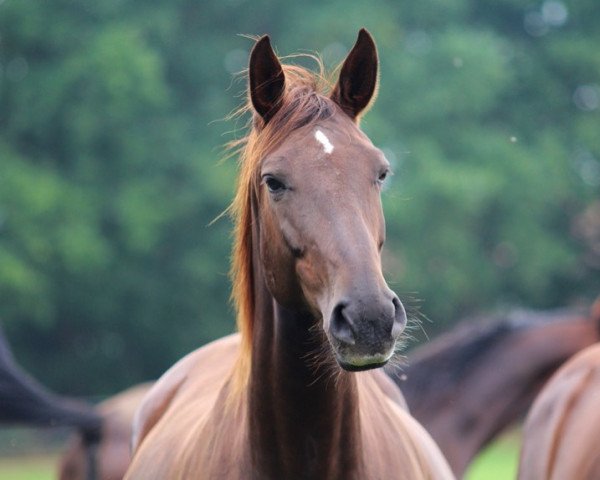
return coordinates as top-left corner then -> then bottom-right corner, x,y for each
393,301 -> 600,477
124,30 -> 453,479
0,326 -> 102,480
59,383 -> 151,480
518,301 -> 600,479
0,327 -> 99,432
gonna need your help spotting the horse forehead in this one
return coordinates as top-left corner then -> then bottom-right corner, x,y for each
311,115 -> 374,151
273,123 -> 378,172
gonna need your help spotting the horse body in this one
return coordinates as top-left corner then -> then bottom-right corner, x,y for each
59,383 -> 151,480
395,305 -> 600,477
127,331 -> 449,479
518,342 -> 600,480
58,301 -> 600,479
125,335 -> 240,479
126,30 -> 453,480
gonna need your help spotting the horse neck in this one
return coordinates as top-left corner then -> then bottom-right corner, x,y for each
409,318 -> 596,476
245,212 -> 363,479
0,332 -> 101,432
464,319 -> 598,438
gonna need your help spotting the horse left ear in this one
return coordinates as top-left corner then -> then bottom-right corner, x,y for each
249,35 -> 286,123
331,28 -> 379,119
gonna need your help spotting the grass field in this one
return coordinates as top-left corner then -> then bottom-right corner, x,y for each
0,454 -> 56,480
0,431 -> 520,480
465,429 -> 520,480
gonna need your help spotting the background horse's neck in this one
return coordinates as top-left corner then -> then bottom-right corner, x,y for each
397,313 -> 597,477
246,219 -> 363,479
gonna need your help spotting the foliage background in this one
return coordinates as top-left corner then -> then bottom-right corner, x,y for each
0,0 -> 598,395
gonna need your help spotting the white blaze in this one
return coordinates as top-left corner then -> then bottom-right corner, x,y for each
315,129 -> 334,154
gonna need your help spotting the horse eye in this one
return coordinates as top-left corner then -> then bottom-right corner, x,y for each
264,176 -> 286,194
377,170 -> 389,184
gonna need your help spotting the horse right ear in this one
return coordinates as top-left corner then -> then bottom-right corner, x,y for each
249,36 -> 286,124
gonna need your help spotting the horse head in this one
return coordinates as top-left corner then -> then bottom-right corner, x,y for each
246,30 -> 406,370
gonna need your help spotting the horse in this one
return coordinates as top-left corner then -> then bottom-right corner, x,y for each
55,301 -> 600,479
391,300 -> 600,477
58,300 -> 600,479
59,383 -> 152,480
518,301 -> 600,479
0,326 -> 102,480
124,30 -> 454,479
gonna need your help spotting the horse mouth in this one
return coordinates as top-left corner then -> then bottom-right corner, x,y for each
335,351 -> 394,372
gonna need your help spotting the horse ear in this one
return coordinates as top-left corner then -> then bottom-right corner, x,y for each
331,28 -> 379,119
249,35 -> 286,123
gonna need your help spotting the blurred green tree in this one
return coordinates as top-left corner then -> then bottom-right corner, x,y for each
0,0 -> 598,394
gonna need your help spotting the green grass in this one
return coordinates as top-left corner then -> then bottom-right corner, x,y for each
0,454 -> 56,480
465,429 -> 520,480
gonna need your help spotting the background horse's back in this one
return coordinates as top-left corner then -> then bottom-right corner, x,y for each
519,343 -> 600,479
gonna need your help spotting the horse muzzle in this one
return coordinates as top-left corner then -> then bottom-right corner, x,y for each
326,292 -> 406,370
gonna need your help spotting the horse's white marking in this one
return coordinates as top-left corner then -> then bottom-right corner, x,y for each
315,129 -> 334,154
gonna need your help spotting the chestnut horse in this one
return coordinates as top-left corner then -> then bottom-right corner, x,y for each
393,301 -> 600,477
518,302 -> 600,479
125,30 -> 453,479
59,301 -> 599,479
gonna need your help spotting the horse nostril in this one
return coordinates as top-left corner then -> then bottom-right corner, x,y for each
330,303 -> 356,346
391,296 -> 407,339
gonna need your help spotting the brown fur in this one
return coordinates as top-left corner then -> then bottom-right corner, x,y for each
59,384 -> 152,480
125,31 -> 453,480
519,342 -> 600,479
126,336 -> 452,479
398,305 -> 600,477
56,302 -> 600,480
228,60 -> 335,393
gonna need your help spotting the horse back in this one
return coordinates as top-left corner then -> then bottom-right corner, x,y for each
519,343 -> 600,480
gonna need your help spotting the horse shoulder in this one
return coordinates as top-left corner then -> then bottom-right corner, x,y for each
131,333 -> 240,452
388,400 -> 455,479
519,344 -> 600,479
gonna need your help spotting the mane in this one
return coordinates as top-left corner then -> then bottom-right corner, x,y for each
404,316 -> 519,389
228,58 -> 337,392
